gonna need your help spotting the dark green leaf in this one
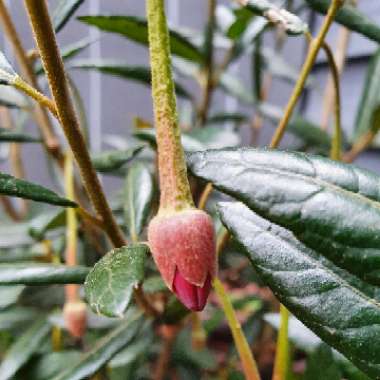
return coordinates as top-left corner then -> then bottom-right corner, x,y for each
0,128 -> 41,143
303,344 -> 341,380
0,318 -> 50,380
85,244 -> 148,317
0,172 -> 77,207
52,312 -> 142,380
305,0 -> 380,43
124,163 -> 154,241
218,201 -> 380,378
241,0 -> 308,35
78,15 -> 204,62
53,0 -> 85,33
0,263 -> 89,285
0,51 -> 16,85
187,148 -> 380,285
28,210 -> 66,241
70,60 -> 191,99
91,145 -> 145,173
354,48 -> 380,146
206,112 -> 248,125
0,286 -> 24,309
0,307 -> 39,329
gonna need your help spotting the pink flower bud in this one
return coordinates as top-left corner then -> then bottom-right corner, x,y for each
63,300 -> 87,338
148,209 -> 216,311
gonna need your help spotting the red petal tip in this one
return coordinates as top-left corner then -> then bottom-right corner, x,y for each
172,269 -> 212,311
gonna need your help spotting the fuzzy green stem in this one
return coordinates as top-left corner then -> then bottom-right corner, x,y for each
213,277 -> 261,380
270,0 -> 344,149
272,305 -> 290,380
146,0 -> 194,212
24,0 -> 125,248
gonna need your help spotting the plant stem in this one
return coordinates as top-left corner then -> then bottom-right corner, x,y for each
198,183 -> 213,210
213,277 -> 261,380
343,130 -> 377,163
272,304 -> 290,380
64,152 -> 79,303
24,0 -> 125,248
13,76 -> 58,118
0,0 -> 61,159
146,0 -> 194,212
269,0 -> 344,149
198,0 -> 216,126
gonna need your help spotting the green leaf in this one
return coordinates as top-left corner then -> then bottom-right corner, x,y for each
0,307 -> 39,329
354,48 -> 380,146
241,0 -> 308,35
188,126 -> 241,149
206,112 -> 248,126
0,51 -> 16,85
220,71 -> 255,104
53,0 -> 85,33
0,318 -> 50,380
0,172 -> 77,207
0,286 -> 24,309
187,148 -> 380,285
218,201 -> 380,379
0,263 -> 89,285
305,0 -> 380,43
0,128 -> 41,143
0,87 -> 29,109
91,145 -> 145,173
303,344 -> 341,380
28,210 -> 66,241
70,60 -> 192,100
85,244 -> 148,317
52,312 -> 142,380
78,15 -> 204,63
124,163 -> 154,241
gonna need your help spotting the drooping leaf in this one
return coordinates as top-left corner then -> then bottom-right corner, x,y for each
91,145 -> 145,173
70,60 -> 192,99
354,48 -> 380,146
187,148 -> 380,285
28,210 -> 66,241
85,244 -> 148,317
0,128 -> 41,143
124,163 -> 154,241
53,0 -> 85,33
218,201 -> 380,379
305,0 -> 380,43
0,318 -> 50,380
0,51 -> 16,85
0,263 -> 89,285
0,172 -> 77,207
240,0 -> 308,35
78,15 -> 204,62
52,312 -> 142,380
303,344 -> 342,380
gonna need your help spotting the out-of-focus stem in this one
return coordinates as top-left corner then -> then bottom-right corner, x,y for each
272,305 -> 290,380
24,0 -> 125,248
0,0 -> 62,161
198,0 -> 216,126
343,130 -> 377,163
270,0 -> 344,149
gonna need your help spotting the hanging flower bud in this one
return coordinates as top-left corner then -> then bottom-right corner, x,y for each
148,209 -> 216,311
146,0 -> 217,311
63,300 -> 87,339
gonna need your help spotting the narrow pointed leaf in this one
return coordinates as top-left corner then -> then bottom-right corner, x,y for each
0,318 -> 50,380
0,128 -> 41,143
52,313 -> 142,380
91,145 -> 145,173
0,172 -> 77,207
124,163 -> 154,240
0,286 -> 24,309
0,307 -> 39,329
354,48 -> 380,146
218,201 -> 380,379
53,0 -> 85,33
0,263 -> 89,285
0,87 -> 29,109
206,112 -> 248,125
305,0 -> 380,43
187,148 -> 380,285
85,244 -> 148,317
71,60 -> 192,100
78,15 -> 204,62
